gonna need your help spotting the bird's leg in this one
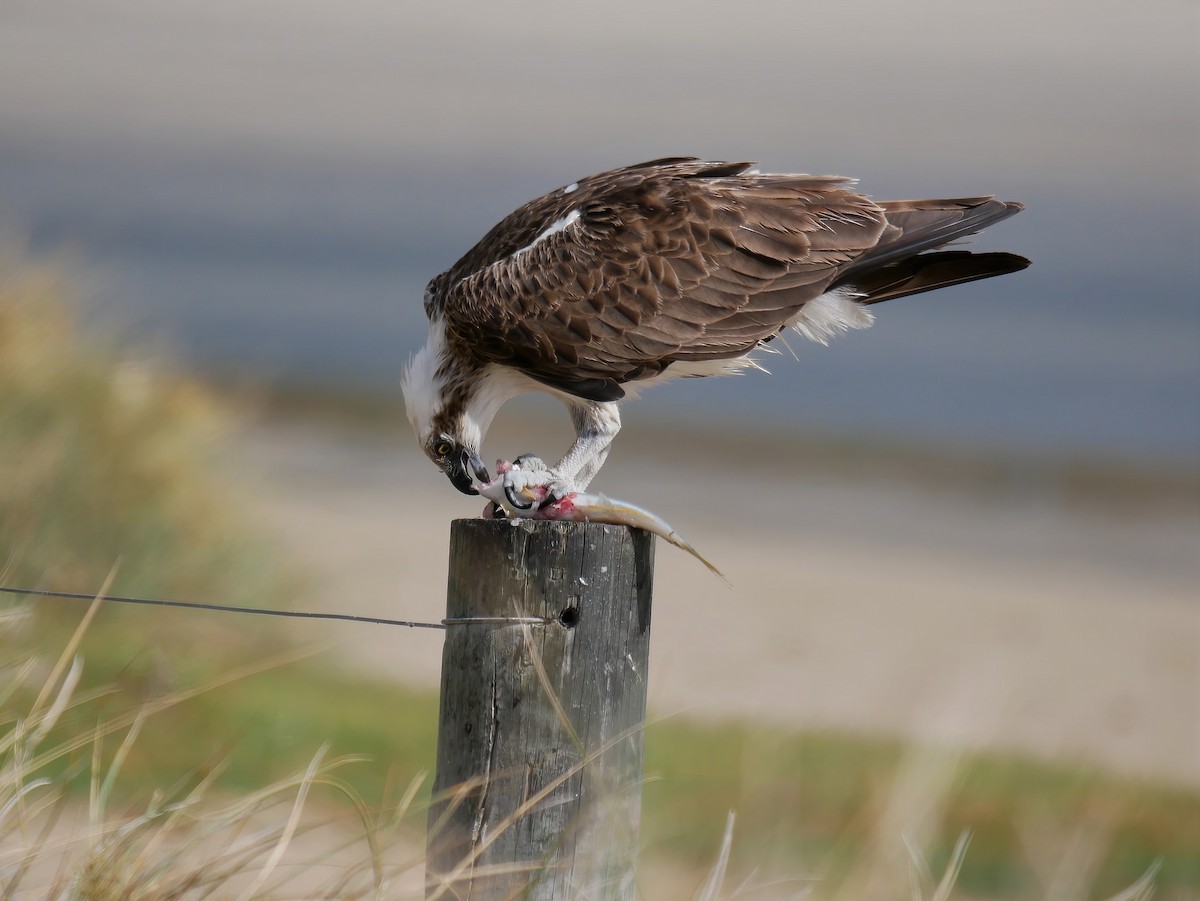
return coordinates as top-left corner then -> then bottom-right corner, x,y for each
502,401 -> 621,509
562,401 -> 620,490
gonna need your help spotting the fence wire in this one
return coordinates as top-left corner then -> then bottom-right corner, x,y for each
0,585 -> 447,630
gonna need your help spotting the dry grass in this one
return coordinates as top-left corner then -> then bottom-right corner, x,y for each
3,609 -> 1165,900
0,597 -> 435,900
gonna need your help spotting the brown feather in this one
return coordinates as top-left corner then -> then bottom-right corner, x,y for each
427,158 -> 1026,401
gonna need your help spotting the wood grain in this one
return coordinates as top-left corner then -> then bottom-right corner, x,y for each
426,519 -> 654,900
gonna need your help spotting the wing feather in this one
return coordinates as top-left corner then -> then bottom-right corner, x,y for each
426,158 -> 1021,400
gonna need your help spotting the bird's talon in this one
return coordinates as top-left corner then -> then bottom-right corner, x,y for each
504,482 -> 534,510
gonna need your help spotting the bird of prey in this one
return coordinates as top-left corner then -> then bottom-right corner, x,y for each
402,157 -> 1027,509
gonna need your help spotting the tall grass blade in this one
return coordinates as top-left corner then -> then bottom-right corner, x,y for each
694,811 -> 736,901
233,743 -> 328,901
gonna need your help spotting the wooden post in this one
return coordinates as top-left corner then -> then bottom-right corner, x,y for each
426,519 -> 655,900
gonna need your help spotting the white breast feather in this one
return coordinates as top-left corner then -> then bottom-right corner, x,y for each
458,364 -> 547,450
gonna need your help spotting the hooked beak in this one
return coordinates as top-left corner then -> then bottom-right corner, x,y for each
447,448 -> 490,496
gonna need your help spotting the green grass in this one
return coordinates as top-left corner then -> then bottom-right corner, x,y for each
641,719 -> 1200,897
3,253 -> 1198,898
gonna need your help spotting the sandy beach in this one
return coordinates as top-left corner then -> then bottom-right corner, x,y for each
227,415 -> 1199,788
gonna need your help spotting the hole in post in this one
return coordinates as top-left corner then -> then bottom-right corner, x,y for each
559,606 -> 581,629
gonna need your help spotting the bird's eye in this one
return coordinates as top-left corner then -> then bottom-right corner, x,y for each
433,440 -> 453,458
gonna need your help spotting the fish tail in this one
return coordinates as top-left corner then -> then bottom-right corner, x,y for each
665,530 -> 728,584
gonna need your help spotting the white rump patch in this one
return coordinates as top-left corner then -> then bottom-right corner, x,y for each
513,208 -> 580,258
400,318 -> 449,442
786,288 -> 875,346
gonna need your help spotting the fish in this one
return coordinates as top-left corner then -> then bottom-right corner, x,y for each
475,460 -> 725,580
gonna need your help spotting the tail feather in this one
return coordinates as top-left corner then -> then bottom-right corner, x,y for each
849,250 -> 1030,305
833,197 -> 1027,303
842,198 -> 1023,274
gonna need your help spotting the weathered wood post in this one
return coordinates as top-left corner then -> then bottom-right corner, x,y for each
426,518 -> 654,900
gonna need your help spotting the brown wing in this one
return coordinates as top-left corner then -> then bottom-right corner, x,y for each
427,158 -> 1022,402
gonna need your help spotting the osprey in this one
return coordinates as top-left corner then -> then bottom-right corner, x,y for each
402,157 -> 1027,509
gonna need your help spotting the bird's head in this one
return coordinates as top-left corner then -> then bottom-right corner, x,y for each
401,325 -> 491,496
412,419 -> 487,496
417,426 -> 490,496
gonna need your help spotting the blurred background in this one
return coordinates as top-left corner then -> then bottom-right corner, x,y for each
1,1 -> 1197,897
